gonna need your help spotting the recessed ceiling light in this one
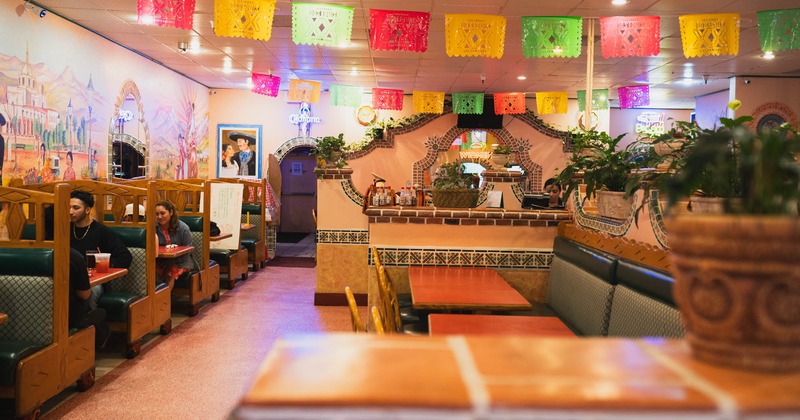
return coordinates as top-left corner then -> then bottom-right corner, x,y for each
681,78 -> 696,85
517,75 -> 526,80
763,50 -> 775,59
611,0 -> 629,5
139,15 -> 155,25
351,67 -> 358,76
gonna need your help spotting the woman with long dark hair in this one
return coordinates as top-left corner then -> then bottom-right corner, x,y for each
154,200 -> 194,286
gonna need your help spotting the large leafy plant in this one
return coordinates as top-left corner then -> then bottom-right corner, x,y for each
557,130 -> 641,202
432,163 -> 474,190
313,133 -> 348,169
662,108 -> 800,214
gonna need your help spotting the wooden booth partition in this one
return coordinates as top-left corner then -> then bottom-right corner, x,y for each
0,184 -> 95,418
21,180 -> 166,359
182,178 -> 249,288
217,178 -> 268,272
142,179 -> 220,315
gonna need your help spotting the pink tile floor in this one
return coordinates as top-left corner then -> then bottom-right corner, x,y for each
42,265 -> 358,419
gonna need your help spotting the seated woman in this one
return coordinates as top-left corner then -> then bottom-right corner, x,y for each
544,178 -> 564,208
154,200 -> 195,287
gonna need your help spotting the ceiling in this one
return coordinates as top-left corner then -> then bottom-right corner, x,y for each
28,0 -> 800,108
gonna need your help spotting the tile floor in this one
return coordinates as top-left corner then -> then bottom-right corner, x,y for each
275,233 -> 316,257
39,234 -> 319,417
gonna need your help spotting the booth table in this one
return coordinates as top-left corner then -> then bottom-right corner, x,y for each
88,268 -> 129,288
156,245 -> 195,259
210,233 -> 232,241
428,314 -> 576,337
235,334 -> 800,419
0,313 -> 7,325
409,266 -> 532,311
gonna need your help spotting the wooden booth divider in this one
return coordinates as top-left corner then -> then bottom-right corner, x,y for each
21,180 -> 167,359
121,179 -> 220,315
0,184 -> 95,418
180,178 -> 249,288
215,178 -> 269,272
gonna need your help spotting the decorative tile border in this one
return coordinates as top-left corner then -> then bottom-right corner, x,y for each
365,206 -> 570,227
510,183 -> 524,204
476,184 -> 492,206
370,246 -> 554,270
317,229 -> 369,244
572,191 -> 634,237
649,190 -> 669,249
273,136 -> 319,163
340,179 -> 364,206
266,225 -> 277,259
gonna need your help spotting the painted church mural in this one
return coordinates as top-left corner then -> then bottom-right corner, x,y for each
0,2 -> 209,188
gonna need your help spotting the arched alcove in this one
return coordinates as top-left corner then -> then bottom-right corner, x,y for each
108,80 -> 150,180
411,127 -> 544,192
273,136 -> 318,163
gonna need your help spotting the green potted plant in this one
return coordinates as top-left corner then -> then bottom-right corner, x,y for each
313,133 -> 348,170
431,163 -> 479,208
490,143 -> 513,170
557,130 -> 641,219
662,100 -> 800,372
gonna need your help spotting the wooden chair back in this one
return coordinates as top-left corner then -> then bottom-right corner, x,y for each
371,307 -> 386,335
376,266 -> 400,332
345,286 -> 365,333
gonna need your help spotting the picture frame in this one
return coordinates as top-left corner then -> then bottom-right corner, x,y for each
217,124 -> 262,179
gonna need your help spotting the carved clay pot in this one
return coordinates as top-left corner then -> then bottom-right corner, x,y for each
689,196 -> 724,214
596,190 -> 632,220
666,215 -> 800,371
490,153 -> 509,170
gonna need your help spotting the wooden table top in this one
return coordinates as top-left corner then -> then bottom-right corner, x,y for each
210,232 -> 232,241
0,313 -> 7,325
89,267 -> 128,288
428,314 -> 576,337
235,334 -> 800,419
408,266 -> 532,311
240,224 -> 256,231
157,245 -> 195,258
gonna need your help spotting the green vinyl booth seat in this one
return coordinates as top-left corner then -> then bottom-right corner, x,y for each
97,227 -> 148,322
0,248 -> 54,386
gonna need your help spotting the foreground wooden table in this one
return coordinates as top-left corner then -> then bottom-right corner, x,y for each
89,267 -> 129,288
409,266 -> 532,311
235,334 -> 800,419
428,314 -> 576,337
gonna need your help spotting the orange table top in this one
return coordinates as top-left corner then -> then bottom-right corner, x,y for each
235,334 -> 800,418
240,224 -> 256,231
0,313 -> 7,325
157,245 -> 194,258
210,232 -> 232,241
408,266 -> 532,311
89,267 -> 128,288
428,314 -> 576,337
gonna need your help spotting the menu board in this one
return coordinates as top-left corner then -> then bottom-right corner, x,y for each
209,183 -> 244,250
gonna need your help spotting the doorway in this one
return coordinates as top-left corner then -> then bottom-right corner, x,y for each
112,141 -> 145,179
277,147 -> 317,257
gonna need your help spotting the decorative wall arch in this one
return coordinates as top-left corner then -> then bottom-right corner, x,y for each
411,126 -> 544,192
273,136 -> 319,163
108,80 -> 150,180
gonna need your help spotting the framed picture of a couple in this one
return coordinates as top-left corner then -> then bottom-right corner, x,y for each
217,124 -> 262,179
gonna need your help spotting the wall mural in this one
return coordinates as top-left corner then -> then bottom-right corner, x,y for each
0,3 -> 209,187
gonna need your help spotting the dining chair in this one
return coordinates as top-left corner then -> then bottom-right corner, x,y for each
372,247 -> 412,308
345,286 -> 365,333
371,306 -> 386,335
378,266 -> 424,333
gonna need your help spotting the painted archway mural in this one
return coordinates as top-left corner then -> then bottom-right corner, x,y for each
108,80 -> 150,180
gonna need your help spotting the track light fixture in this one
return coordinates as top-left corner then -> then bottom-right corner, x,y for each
24,1 -> 46,18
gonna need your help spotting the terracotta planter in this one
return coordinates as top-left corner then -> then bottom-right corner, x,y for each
689,196 -> 724,214
490,153 -> 509,170
666,215 -> 800,371
596,190 -> 632,220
